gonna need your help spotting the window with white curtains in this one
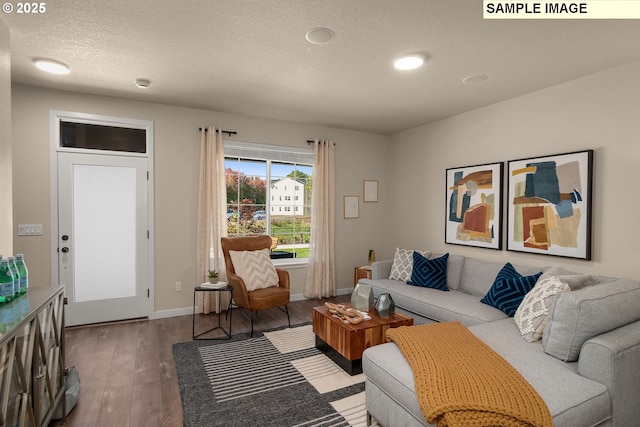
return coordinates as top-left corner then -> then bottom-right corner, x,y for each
224,141 -> 313,262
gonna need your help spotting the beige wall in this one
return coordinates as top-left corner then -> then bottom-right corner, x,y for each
11,85 -> 393,314
0,19 -> 11,256
390,60 -> 640,280
12,59 -> 639,318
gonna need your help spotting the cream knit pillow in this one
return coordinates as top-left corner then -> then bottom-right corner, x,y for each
514,276 -> 570,342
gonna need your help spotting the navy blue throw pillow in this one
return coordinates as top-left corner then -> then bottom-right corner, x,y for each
480,262 -> 541,317
407,252 -> 449,291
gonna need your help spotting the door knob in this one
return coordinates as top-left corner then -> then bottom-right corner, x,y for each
62,235 -> 69,241
61,247 -> 69,253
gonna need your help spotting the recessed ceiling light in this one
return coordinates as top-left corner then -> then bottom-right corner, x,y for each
462,74 -> 489,85
135,79 -> 151,89
34,59 -> 70,75
305,27 -> 335,45
393,55 -> 425,71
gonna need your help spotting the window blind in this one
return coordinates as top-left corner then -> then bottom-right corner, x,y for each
224,140 -> 313,165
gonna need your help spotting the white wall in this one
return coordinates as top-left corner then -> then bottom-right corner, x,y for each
11,85 -> 393,314
0,19 -> 11,256
390,60 -> 640,279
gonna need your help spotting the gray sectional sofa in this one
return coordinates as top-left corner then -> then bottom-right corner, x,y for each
359,251 -> 640,427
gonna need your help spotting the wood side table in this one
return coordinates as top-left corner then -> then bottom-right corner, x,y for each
312,303 -> 413,375
354,265 -> 372,286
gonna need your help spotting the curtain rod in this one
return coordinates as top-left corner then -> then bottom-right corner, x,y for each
307,140 -> 335,145
198,127 -> 237,137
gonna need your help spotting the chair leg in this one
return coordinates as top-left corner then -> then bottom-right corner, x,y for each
278,305 -> 291,327
285,305 -> 290,327
244,307 -> 289,337
239,309 -> 256,337
249,310 -> 255,337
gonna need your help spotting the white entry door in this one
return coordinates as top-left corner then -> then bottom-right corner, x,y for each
57,152 -> 150,326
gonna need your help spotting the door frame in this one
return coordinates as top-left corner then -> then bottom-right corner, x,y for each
49,110 -> 155,320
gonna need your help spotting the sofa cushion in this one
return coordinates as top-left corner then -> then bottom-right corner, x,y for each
514,276 -> 570,342
362,278 -> 507,326
539,265 -> 600,291
542,278 -> 640,362
430,253 -> 464,291
459,257 -> 542,297
407,252 -> 449,291
481,263 -> 542,317
389,248 -> 430,281
469,319 -> 611,426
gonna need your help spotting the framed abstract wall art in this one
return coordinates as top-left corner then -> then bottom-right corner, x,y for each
445,162 -> 503,250
507,150 -> 593,260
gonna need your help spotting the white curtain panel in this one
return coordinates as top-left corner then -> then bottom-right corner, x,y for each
196,126 -> 229,313
304,139 -> 336,299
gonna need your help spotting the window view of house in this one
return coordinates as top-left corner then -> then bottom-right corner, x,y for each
225,157 -> 312,259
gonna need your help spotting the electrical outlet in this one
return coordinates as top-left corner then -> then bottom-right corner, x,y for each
175,282 -> 183,292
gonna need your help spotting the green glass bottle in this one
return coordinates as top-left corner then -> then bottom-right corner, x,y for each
7,256 -> 20,297
0,259 -> 15,303
15,254 -> 28,294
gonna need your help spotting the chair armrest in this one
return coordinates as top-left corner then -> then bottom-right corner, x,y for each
371,260 -> 393,280
276,268 -> 290,290
578,320 -> 640,426
226,272 -> 250,308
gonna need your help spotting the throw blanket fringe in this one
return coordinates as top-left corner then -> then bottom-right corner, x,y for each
386,321 -> 552,427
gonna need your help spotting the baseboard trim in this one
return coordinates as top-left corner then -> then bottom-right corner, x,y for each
149,287 -> 353,320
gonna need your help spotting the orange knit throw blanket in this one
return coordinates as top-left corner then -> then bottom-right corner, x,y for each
386,321 -> 553,427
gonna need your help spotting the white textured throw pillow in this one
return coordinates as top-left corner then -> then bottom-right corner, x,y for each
389,248 -> 430,281
514,276 -> 570,342
229,248 -> 279,291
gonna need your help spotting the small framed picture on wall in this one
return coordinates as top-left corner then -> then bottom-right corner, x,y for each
344,196 -> 359,219
363,180 -> 378,202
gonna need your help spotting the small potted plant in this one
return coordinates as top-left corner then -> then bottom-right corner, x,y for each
208,270 -> 219,284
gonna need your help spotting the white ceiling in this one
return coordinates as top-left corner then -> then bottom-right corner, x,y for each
4,1 -> 640,135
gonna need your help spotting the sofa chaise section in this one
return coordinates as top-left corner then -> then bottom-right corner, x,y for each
364,318 -> 614,426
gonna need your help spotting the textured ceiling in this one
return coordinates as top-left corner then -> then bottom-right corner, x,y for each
4,0 -> 640,135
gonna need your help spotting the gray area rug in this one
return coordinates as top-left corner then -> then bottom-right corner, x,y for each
173,324 -> 377,427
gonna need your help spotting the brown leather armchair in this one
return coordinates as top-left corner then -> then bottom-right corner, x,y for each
221,235 -> 291,336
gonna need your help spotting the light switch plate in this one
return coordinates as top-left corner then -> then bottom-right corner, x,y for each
18,224 -> 43,236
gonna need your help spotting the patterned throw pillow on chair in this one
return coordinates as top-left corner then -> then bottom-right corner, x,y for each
481,262 -> 542,317
229,248 -> 279,291
407,252 -> 449,291
389,247 -> 431,281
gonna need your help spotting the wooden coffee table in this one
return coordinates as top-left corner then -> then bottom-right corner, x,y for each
312,303 -> 413,375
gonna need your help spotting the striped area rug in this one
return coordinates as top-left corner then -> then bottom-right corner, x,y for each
173,324 -> 379,427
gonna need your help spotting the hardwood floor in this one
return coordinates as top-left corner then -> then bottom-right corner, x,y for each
51,294 -> 349,427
